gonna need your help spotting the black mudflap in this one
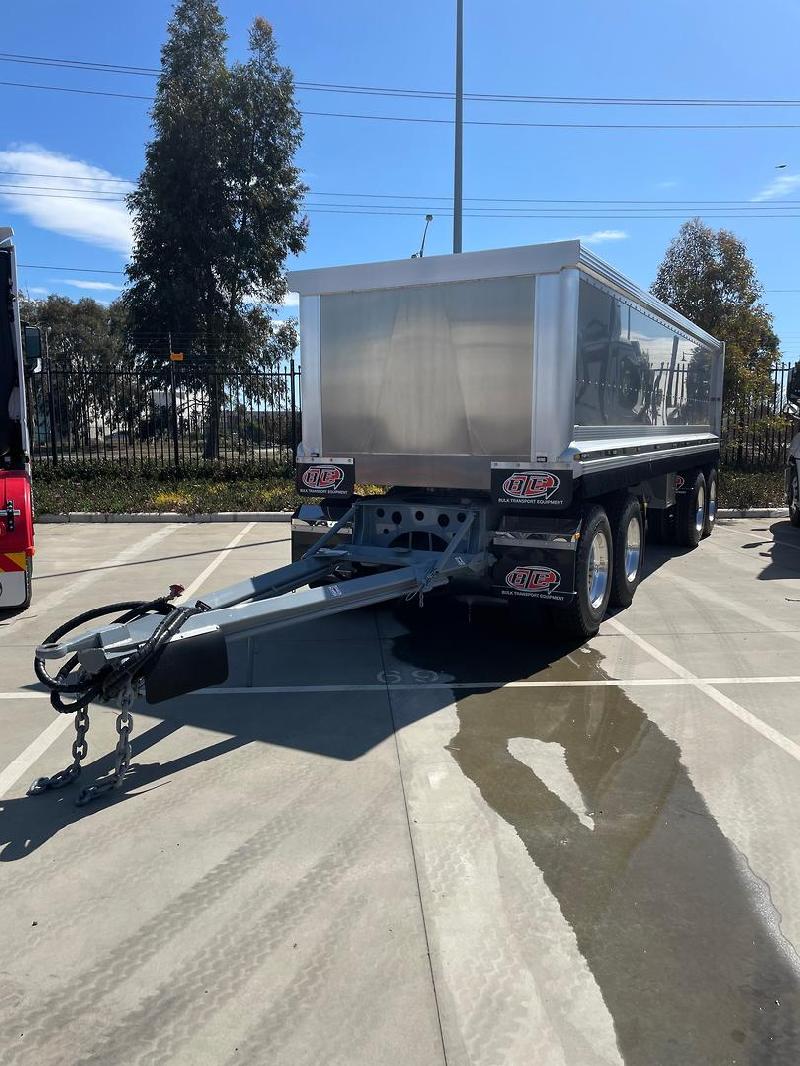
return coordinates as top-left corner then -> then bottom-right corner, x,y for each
491,515 -> 579,604
296,457 -> 355,499
490,463 -> 573,508
145,627 -> 229,704
492,548 -> 576,604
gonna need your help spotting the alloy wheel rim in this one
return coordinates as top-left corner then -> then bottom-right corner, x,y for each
587,529 -> 610,610
695,485 -> 706,534
624,515 -> 641,584
708,479 -> 717,523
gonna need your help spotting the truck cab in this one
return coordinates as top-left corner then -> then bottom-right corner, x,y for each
1,227 -> 36,609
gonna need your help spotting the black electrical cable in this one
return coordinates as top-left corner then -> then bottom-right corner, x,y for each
34,595 -> 178,712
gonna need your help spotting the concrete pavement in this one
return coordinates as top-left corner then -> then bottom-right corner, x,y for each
1,517 -> 799,1064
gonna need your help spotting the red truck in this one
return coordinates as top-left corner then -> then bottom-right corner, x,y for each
1,227 -> 38,610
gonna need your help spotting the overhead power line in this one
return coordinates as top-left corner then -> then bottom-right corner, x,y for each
7,78 -> 800,129
7,182 -> 800,211
3,51 -> 800,108
8,187 -> 800,218
5,171 -> 800,206
0,169 -> 136,184
19,263 -> 126,274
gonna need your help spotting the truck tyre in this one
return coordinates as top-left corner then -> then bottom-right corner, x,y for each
609,496 -> 644,608
676,471 -> 706,549
554,505 -> 613,638
703,468 -> 718,538
790,466 -> 800,528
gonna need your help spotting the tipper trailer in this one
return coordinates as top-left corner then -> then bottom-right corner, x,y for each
31,241 -> 724,804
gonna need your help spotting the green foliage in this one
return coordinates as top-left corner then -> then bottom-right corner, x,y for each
19,295 -> 133,450
19,294 -> 128,371
717,469 -> 786,510
33,464 -> 785,514
34,463 -> 384,514
124,2 -> 306,375
652,219 -> 786,455
651,219 -> 780,398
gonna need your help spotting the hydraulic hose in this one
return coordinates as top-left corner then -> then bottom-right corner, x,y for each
33,595 -> 184,714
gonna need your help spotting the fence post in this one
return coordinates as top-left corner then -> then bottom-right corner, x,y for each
289,357 -> 298,461
45,359 -> 58,464
169,357 -> 180,469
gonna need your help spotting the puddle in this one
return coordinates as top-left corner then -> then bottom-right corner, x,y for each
447,677 -> 800,1065
387,601 -> 800,1064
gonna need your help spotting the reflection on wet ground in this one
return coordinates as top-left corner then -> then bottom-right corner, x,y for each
388,602 -> 800,1065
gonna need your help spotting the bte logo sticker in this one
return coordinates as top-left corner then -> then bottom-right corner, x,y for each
502,470 -> 560,500
505,565 -> 561,594
302,465 -> 344,491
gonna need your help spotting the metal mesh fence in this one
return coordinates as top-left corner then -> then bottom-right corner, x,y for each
28,361 -> 301,468
720,363 -> 800,470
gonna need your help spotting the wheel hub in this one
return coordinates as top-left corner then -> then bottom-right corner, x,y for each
624,515 -> 641,583
695,485 -> 706,534
587,530 -> 610,610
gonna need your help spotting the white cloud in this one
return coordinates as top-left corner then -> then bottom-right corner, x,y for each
574,230 -> 628,245
282,291 -> 299,308
0,144 -> 132,253
752,173 -> 800,202
656,180 -> 678,190
24,286 -> 49,298
58,278 -> 122,292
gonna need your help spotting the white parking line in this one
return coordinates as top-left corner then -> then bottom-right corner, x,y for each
3,523 -> 179,632
0,523 -> 253,798
178,522 -> 256,602
4,674 -> 800,699
0,715 -> 73,797
607,615 -> 800,764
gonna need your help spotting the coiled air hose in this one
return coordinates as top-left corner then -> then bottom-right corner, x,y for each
33,590 -> 201,714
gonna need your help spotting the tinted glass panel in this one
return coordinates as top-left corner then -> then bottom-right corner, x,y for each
575,279 -> 712,428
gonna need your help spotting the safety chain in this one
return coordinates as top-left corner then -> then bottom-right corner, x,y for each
75,683 -> 135,807
28,682 -> 136,806
27,704 -> 91,796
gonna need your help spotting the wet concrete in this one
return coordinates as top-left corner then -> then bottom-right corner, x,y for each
384,581 -> 800,1065
447,675 -> 800,1065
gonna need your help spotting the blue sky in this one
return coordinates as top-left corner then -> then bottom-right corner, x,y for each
2,0 -> 800,357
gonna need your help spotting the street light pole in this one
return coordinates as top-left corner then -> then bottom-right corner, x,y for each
453,0 -> 464,253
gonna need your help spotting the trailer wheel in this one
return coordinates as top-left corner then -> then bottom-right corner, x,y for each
703,469 -> 718,538
554,505 -> 613,638
676,471 -> 706,549
790,467 -> 800,528
609,497 -> 644,608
